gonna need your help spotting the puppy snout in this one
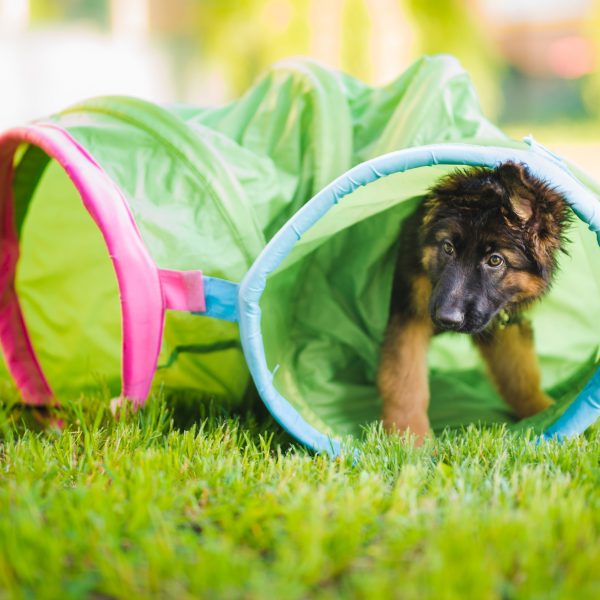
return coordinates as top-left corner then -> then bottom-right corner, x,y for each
434,305 -> 465,330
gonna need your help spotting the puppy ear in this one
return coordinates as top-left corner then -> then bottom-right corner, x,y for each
496,161 -> 571,278
509,193 -> 533,222
496,162 -> 535,222
501,161 -> 570,233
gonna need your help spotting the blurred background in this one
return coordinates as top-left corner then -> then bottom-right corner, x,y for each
1,0 -> 599,169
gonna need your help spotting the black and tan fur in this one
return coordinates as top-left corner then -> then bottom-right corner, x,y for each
378,162 -> 571,443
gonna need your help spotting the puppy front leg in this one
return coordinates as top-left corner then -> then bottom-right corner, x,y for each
377,314 -> 432,442
474,320 -> 553,418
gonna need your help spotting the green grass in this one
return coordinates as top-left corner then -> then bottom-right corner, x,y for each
1,389 -> 600,600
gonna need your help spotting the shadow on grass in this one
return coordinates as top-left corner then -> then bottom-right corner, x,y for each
0,378 -> 300,453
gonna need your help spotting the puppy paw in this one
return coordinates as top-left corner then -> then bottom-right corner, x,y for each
382,408 -> 430,446
516,392 -> 554,418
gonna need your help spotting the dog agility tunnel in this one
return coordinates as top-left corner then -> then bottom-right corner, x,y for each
1,55 -> 600,455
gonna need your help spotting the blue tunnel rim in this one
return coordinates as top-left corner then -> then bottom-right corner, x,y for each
238,140 -> 600,456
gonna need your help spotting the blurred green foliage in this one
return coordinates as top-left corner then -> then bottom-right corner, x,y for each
24,0 -> 600,125
583,2 -> 600,118
189,0 -> 506,116
341,0 -> 373,82
194,0 -> 312,94
407,0 -> 503,115
30,0 -> 109,25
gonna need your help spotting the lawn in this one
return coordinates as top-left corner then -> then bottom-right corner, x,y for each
1,387 -> 600,600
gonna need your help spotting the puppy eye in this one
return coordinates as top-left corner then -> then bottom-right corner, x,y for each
487,254 -> 504,267
442,241 -> 454,256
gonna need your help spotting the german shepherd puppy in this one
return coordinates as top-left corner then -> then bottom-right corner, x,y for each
377,162 -> 571,442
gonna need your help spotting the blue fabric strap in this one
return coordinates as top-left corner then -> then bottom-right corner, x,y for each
238,141 -> 600,456
542,366 -> 600,441
193,276 -> 239,322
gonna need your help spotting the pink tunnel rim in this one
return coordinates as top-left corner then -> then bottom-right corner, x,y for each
0,123 -> 165,406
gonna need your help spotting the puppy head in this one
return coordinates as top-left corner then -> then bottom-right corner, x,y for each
420,162 -> 571,333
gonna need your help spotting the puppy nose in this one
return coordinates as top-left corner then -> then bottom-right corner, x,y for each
435,306 -> 464,329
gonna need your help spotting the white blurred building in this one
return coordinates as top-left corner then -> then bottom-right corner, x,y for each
0,0 -> 172,129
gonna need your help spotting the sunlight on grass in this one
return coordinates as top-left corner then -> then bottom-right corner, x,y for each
1,392 -> 599,599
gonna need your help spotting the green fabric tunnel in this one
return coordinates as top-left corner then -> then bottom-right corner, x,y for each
1,55 -> 599,454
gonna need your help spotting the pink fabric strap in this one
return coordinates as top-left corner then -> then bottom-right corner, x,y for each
0,139 -> 53,404
0,125 -> 212,408
159,269 -> 206,313
0,125 -> 164,407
